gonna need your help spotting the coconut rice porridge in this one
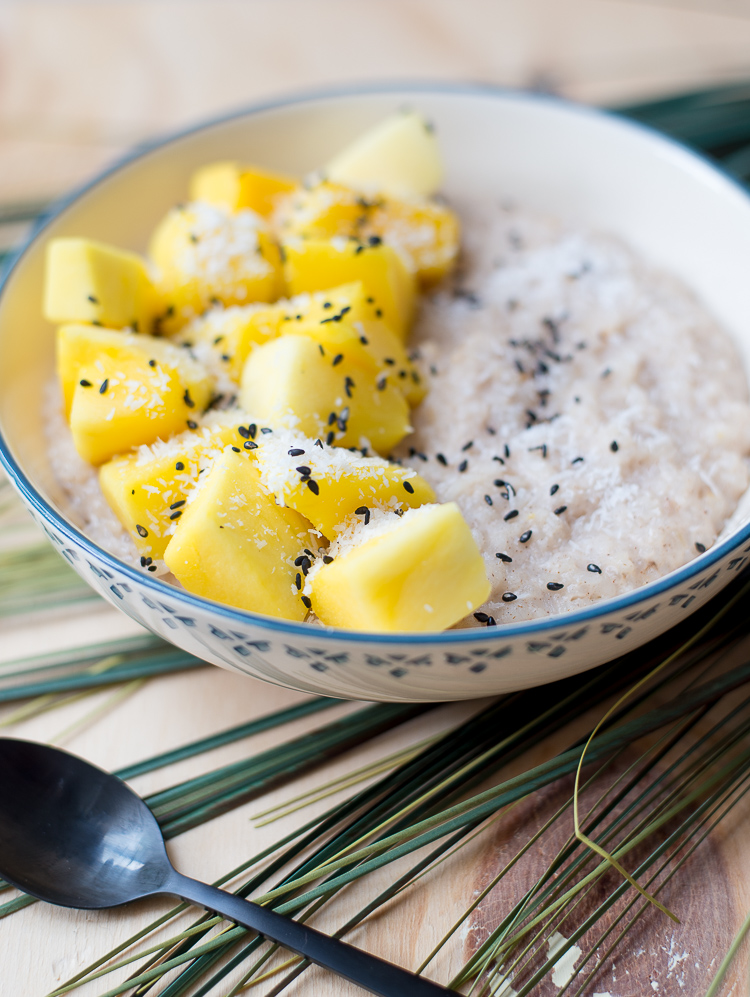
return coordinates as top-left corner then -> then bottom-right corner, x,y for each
41,113 -> 750,631
401,200 -> 750,624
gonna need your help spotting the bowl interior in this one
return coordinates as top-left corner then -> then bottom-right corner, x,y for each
3,85 -> 750,614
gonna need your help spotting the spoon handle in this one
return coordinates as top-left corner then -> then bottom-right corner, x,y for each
170,872 -> 451,996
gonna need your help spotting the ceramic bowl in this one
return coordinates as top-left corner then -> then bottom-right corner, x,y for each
2,84 -> 750,703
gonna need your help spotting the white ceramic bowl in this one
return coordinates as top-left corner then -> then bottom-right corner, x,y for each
2,84 -> 750,703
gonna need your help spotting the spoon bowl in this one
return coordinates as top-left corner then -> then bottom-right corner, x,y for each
0,738 -> 449,996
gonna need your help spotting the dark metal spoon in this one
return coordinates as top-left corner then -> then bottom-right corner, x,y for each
0,738 -> 450,996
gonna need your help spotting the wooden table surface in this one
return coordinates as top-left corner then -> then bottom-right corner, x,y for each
2,3 -> 750,994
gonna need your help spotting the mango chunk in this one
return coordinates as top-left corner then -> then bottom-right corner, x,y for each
69,354 -> 206,465
287,282 -> 426,404
149,202 -> 283,331
176,304 -> 286,383
308,503 -> 491,632
240,334 -> 410,455
99,418 -> 251,560
57,324 -> 211,417
163,449 -> 312,620
277,183 -> 459,286
255,431 -> 435,537
190,161 -> 298,216
325,111 -> 443,199
43,238 -> 159,333
282,238 -> 416,339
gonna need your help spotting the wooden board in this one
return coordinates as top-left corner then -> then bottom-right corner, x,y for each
2,2 -> 750,993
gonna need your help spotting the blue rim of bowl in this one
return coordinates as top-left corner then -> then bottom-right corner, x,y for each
2,79 -> 750,645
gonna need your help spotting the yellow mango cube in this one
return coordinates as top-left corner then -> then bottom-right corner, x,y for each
43,238 -> 159,333
367,198 -> 459,286
149,202 -> 283,331
288,282 -> 425,404
255,431 -> 435,537
282,238 -> 416,339
69,353 -> 209,465
163,449 -> 313,620
57,324 -> 210,417
190,161 -> 298,216
325,111 -> 444,199
240,334 -> 410,456
99,418 -> 251,560
277,184 -> 458,288
308,503 -> 491,632
177,303 -> 287,383
276,181 -> 365,240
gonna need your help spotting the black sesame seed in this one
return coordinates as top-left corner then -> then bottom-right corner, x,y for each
169,510 -> 182,521
314,439 -> 324,448
295,573 -> 302,590
296,465 -> 311,476
384,357 -> 396,366
307,479 -> 320,495
359,335 -> 369,345
375,308 -> 383,318
327,412 -> 337,426
261,427 -> 273,434
504,444 -> 511,458
332,353 -> 344,367
502,592 -> 517,602
403,480 -> 415,494
368,235 -> 382,246
484,495 -> 493,506
355,506 -> 371,525
323,555 -> 334,564
436,453 -> 448,466
493,455 -> 505,465
183,389 -> 195,408
79,379 -> 92,387
504,510 -> 518,521
587,563 -> 602,574
474,612 -> 489,623
136,525 -> 148,538
323,301 -> 332,309
318,344 -> 325,356
99,379 -> 108,394
695,542 -> 706,553
610,440 -> 619,452
496,553 -> 512,562
355,244 -> 364,254
187,420 -> 198,430
547,581 -> 564,591
87,294 -> 99,304
493,479 -> 505,487
301,595 -> 312,609
554,505 -> 567,515
221,354 -> 231,362
140,556 -> 147,567
519,530 -> 532,543
458,459 -> 468,473
572,456 -> 584,464
462,440 -> 474,451
231,446 -> 241,452
550,484 -> 559,496
344,376 -> 355,397
326,431 -> 335,445
170,500 -> 185,510
243,440 -> 258,450
288,448 -> 305,456
486,616 -> 497,626
147,564 -> 157,572
91,320 -> 102,326
175,462 -> 185,471
377,375 -> 388,390
238,426 -> 250,439
294,555 -> 306,566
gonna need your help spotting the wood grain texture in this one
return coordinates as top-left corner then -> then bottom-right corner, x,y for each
2,2 -> 750,993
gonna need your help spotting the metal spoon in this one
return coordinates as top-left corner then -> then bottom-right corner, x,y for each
0,737 -> 450,996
